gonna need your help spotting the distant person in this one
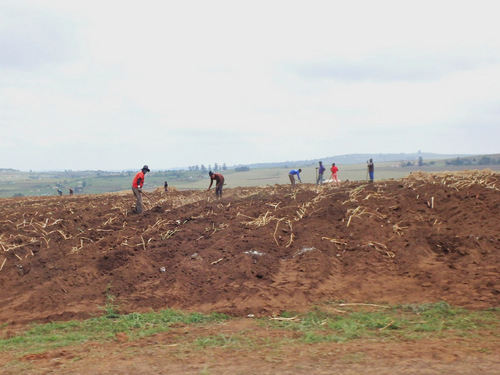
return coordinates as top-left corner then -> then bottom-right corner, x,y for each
316,161 -> 326,186
164,180 -> 168,192
207,171 -> 224,199
132,165 -> 150,213
367,159 -> 374,183
68,188 -> 74,195
330,163 -> 339,186
288,169 -> 302,187
57,189 -> 63,196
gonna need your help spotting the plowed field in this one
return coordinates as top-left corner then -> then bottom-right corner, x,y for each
1,170 -> 499,374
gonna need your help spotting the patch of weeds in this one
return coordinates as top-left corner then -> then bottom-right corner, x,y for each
99,293 -> 121,319
195,333 -> 245,348
0,307 -> 230,354
264,302 -> 499,343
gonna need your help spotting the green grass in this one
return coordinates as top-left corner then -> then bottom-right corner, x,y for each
2,302 -> 496,357
0,309 -> 230,354
262,302 -> 499,343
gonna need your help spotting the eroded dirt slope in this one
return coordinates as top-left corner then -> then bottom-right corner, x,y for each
0,170 -> 499,324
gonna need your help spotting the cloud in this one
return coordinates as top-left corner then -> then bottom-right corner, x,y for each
0,3 -> 78,70
288,50 -> 500,83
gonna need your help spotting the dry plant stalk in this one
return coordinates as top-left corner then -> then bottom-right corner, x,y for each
0,258 -> 6,271
241,211 -> 274,227
363,241 -> 395,258
57,230 -> 72,240
392,223 -> 407,236
265,202 -> 281,210
269,316 -> 299,321
338,303 -> 389,309
161,229 -> 179,240
322,237 -> 347,247
211,258 -> 223,265
285,220 -> 294,248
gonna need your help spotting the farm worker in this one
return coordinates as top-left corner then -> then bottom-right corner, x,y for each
316,162 -> 326,186
367,159 -> 374,183
207,171 -> 224,199
164,180 -> 168,192
330,163 -> 339,186
288,169 -> 302,187
132,165 -> 150,213
68,188 -> 74,195
57,189 -> 63,196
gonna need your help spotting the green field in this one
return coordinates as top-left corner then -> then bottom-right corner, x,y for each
1,158 -> 499,198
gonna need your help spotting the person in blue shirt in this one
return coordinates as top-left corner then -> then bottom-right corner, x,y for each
316,161 -> 326,186
288,169 -> 302,187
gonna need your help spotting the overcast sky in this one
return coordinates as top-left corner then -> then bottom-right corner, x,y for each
1,0 -> 499,171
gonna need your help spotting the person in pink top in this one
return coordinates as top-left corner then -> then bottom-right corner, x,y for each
330,163 -> 339,186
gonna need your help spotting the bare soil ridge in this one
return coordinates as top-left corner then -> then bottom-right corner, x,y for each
1,170 -> 499,325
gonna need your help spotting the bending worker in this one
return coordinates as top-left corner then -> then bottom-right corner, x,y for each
132,165 -> 150,213
289,169 -> 302,187
207,171 -> 225,199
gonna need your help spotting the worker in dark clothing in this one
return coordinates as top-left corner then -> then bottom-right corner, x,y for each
68,188 -> 74,195
367,159 -> 374,183
164,180 -> 168,192
132,165 -> 150,213
207,171 -> 224,199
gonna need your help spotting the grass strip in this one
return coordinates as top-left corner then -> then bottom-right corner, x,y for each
262,302 -> 499,343
0,308 -> 230,354
0,302 -> 497,354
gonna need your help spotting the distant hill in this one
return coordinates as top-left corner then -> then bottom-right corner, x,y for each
246,153 -> 472,168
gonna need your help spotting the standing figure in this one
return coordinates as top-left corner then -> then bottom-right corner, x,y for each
164,180 -> 168,192
68,188 -> 74,195
288,169 -> 302,187
330,163 -> 339,186
132,165 -> 150,213
207,171 -> 225,199
316,162 -> 326,186
367,159 -> 374,183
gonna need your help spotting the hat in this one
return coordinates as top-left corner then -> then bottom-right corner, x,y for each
142,165 -> 150,172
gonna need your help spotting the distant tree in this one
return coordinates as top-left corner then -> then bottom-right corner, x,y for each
222,163 -> 227,171
235,165 -> 250,172
417,156 -> 423,167
200,164 -> 207,173
13,193 -> 24,197
478,156 -> 491,165
214,163 -> 219,171
208,165 -> 212,172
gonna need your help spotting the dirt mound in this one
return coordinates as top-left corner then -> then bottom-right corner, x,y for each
1,170 -> 499,325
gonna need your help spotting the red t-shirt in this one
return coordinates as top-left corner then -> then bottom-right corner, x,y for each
331,166 -> 338,174
209,173 -> 225,188
132,171 -> 145,188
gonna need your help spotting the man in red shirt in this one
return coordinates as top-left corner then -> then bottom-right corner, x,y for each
207,171 -> 225,199
132,165 -> 150,213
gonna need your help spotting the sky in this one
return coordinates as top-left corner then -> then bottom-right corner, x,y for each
1,0 -> 499,171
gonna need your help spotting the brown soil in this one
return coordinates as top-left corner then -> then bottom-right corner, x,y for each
0,170 -> 499,374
